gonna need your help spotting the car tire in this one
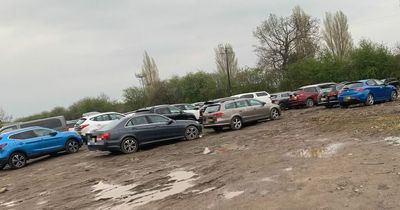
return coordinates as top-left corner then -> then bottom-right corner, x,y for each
8,152 -> 27,169
389,91 -> 397,101
185,125 -> 199,140
306,98 -> 314,107
65,139 -> 80,154
120,137 -> 139,154
365,94 -> 374,106
270,108 -> 280,120
213,127 -> 223,132
230,116 -> 243,130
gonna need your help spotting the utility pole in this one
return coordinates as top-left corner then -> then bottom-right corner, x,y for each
222,46 -> 232,96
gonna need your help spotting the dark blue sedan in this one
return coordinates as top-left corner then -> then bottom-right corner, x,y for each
0,126 -> 83,169
338,79 -> 397,108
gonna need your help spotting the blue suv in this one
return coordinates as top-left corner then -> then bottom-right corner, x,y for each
0,127 -> 83,169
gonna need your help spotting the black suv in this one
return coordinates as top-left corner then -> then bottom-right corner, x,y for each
135,105 -> 197,121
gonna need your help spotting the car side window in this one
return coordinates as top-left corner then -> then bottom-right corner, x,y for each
367,80 -> 377,86
225,102 -> 236,110
235,100 -> 248,108
282,93 -> 289,97
155,107 -> 171,114
109,114 -> 124,120
10,130 -> 38,140
126,116 -> 148,126
147,115 -> 169,123
249,99 -> 263,106
240,94 -> 254,99
32,129 -> 53,137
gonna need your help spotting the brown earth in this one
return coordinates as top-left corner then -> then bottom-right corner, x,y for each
2,101 -> 400,210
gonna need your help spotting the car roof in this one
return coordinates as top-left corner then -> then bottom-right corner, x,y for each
1,126 -> 50,136
300,82 -> 336,89
232,91 -> 268,97
84,112 -> 122,118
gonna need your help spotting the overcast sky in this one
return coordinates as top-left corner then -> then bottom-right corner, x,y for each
1,0 -> 399,118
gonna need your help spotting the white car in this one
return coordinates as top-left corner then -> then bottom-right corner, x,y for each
74,112 -> 125,137
172,104 -> 200,120
232,91 -> 272,104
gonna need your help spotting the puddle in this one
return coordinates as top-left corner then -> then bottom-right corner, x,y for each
92,170 -> 198,209
287,143 -> 345,158
385,136 -> 400,146
223,191 -> 244,199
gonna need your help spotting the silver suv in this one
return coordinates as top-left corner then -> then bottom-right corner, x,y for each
202,98 -> 281,131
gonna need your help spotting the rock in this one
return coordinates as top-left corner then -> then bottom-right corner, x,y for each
0,187 -> 7,194
203,147 -> 211,154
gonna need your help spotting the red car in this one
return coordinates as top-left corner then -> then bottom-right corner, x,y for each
288,83 -> 336,108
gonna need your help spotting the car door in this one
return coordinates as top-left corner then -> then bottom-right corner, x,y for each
147,115 -> 181,140
125,116 -> 155,143
247,99 -> 268,120
234,100 -> 251,122
9,130 -> 43,157
366,80 -> 382,100
33,128 -> 64,152
154,107 -> 174,119
375,79 -> 392,100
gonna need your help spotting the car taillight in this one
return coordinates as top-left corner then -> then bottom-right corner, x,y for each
355,87 -> 364,92
213,112 -> 224,117
100,133 -> 110,140
80,124 -> 89,129
0,143 -> 7,150
328,92 -> 337,97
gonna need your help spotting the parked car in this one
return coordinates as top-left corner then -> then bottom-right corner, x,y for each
319,82 -> 347,108
202,98 -> 281,131
74,112 -> 125,140
338,79 -> 397,108
232,91 -> 272,104
0,127 -> 83,169
270,92 -> 293,109
288,83 -> 336,108
381,78 -> 399,89
192,102 -> 205,110
172,104 -> 200,120
199,97 -> 238,122
87,114 -> 202,154
135,105 -> 197,121
0,116 -> 68,134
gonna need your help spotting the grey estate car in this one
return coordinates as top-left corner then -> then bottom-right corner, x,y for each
202,98 -> 281,131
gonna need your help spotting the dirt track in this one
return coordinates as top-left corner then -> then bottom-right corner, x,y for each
2,101 -> 400,210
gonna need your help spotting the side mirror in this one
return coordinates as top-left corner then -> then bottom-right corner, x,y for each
167,119 -> 174,125
49,131 -> 58,136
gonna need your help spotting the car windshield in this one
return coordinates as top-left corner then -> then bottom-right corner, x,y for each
99,118 -> 123,131
205,105 -> 220,114
185,104 -> 196,110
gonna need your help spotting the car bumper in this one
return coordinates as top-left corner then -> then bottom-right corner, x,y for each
87,139 -> 121,152
339,93 -> 368,104
203,122 -> 231,128
318,97 -> 339,106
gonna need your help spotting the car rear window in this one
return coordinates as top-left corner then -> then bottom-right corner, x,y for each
270,95 -> 277,99
240,94 -> 254,98
205,105 -> 220,113
345,82 -> 363,89
75,118 -> 87,126
256,92 -> 268,97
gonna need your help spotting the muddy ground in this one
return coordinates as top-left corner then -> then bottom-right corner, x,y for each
2,101 -> 400,210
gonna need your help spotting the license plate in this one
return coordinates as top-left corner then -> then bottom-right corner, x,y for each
88,140 -> 104,145
321,98 -> 327,101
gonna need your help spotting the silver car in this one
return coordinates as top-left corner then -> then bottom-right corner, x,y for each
202,98 -> 281,131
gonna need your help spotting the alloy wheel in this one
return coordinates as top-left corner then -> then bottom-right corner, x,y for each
391,91 -> 397,101
68,140 -> 79,153
185,126 -> 199,140
122,138 -> 137,153
10,153 -> 26,169
366,94 -> 374,105
232,117 -> 242,130
270,108 -> 279,120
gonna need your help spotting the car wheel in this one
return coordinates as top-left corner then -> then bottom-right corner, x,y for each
8,152 -> 27,169
306,98 -> 314,107
65,139 -> 80,154
270,108 -> 280,120
213,127 -> 223,132
365,94 -> 374,106
120,137 -> 138,154
390,91 -> 397,101
185,125 -> 199,140
230,116 -> 243,130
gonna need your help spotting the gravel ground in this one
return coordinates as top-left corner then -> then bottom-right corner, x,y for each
1,101 -> 400,210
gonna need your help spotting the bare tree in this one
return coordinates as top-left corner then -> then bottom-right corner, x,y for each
0,108 -> 12,127
215,43 -> 239,78
254,6 -> 319,73
292,6 -> 320,59
322,11 -> 353,59
140,51 -> 160,87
